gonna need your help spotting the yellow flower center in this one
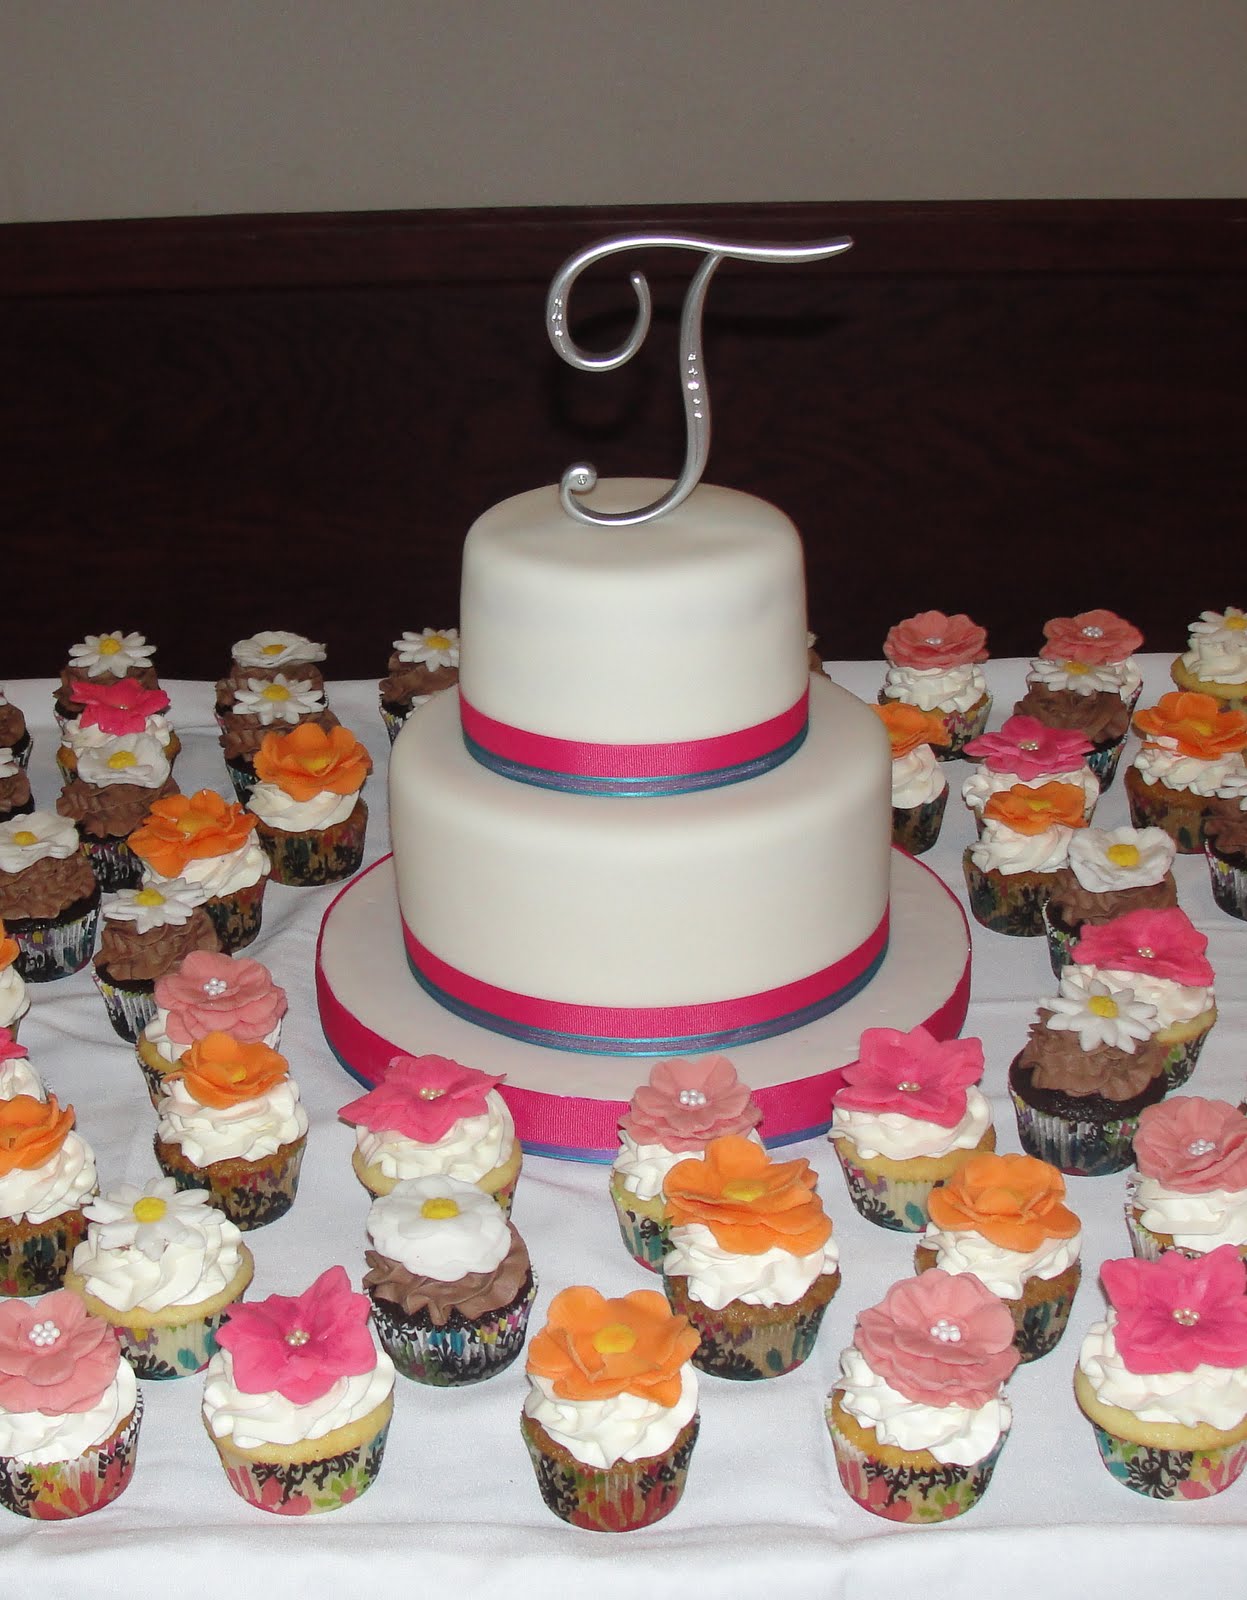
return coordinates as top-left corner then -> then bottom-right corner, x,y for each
261,684 -> 291,701
1065,660 -> 1091,674
303,753 -> 333,774
98,637 -> 122,656
135,887 -> 165,906
1191,720 -> 1214,738
722,1179 -> 768,1203
1226,616 -> 1246,632
1106,843 -> 1140,868
261,642 -> 285,656
1088,995 -> 1119,1019
178,809 -> 213,837
133,1196 -> 167,1223
107,750 -> 137,770
420,1197 -> 460,1221
426,633 -> 452,651
12,831 -> 38,847
592,1322 -> 637,1356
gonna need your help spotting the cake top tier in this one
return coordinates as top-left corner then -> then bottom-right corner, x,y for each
458,479 -> 809,746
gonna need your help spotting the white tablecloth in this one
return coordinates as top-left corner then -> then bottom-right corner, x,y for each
3,656 -> 1244,1599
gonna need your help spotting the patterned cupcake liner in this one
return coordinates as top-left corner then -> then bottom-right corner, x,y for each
258,800 -> 368,888
379,704 -> 409,745
1123,1204 -> 1247,1265
610,1180 -> 669,1271
1010,1086 -> 1139,1177
1086,738 -> 1126,793
833,1145 -> 936,1233
92,968 -> 157,1043
521,1412 -> 698,1533
962,850 -> 1051,937
485,1166 -> 519,1220
891,790 -> 948,856
934,697 -> 992,761
663,1271 -> 837,1381
370,1276 -> 536,1386
80,833 -> 146,893
1125,771 -> 1206,854
0,1394 -> 143,1520
113,1306 -> 238,1380
9,731 -> 32,772
1040,900 -> 1080,977
1161,1026 -> 1210,1091
828,1403 -> 1007,1522
1089,1421 -> 1247,1499
1010,1275 -> 1078,1362
212,1411 -> 391,1516
225,759 -> 259,806
1206,843 -> 1247,921
137,1043 -> 173,1110
201,876 -> 267,954
0,1209 -> 90,1297
154,1134 -> 306,1231
7,894 -> 101,982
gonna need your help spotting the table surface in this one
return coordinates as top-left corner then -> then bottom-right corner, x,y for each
3,655 -> 1244,1600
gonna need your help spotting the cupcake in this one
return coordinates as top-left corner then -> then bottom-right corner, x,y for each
610,1055 -> 762,1271
55,732 -> 179,892
880,610 -> 990,757
0,688 -> 31,771
1041,823 -> 1178,974
153,1033 -> 308,1230
0,1094 -> 97,1296
521,1285 -> 700,1532
0,1289 -> 142,1519
869,704 -> 950,854
0,812 -> 101,982
1029,609 -> 1145,712
57,679 -> 178,778
1075,1246 -> 1247,1498
136,949 -> 286,1108
1067,908 -> 1216,1089
1009,971 -> 1168,1176
1012,680 -> 1131,791
202,1265 -> 395,1516
55,631 -> 159,724
1171,606 -> 1247,710
916,1152 -> 1082,1361
826,1269 -> 1018,1522
63,1176 -> 254,1379
1126,1097 -> 1247,1263
961,781 -> 1086,936
0,927 -> 29,1041
0,749 -> 32,825
1206,806 -> 1247,920
379,627 -> 460,742
662,1135 -> 840,1380
829,1026 -> 993,1232
363,1175 -> 535,1385
215,631 -> 327,711
961,714 -> 1098,834
340,1053 -> 522,1215
1126,692 -> 1247,853
92,879 -> 220,1044
246,723 -> 371,886
129,789 -> 270,953
0,1033 -> 42,1102
217,675 -> 336,803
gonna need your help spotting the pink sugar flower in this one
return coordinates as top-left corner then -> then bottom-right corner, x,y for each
621,1056 -> 761,1151
1040,609 -> 1143,665
0,1027 -> 27,1065
216,1266 -> 377,1404
834,1026 -> 983,1128
1133,1098 -> 1247,1195
71,677 -> 170,736
1102,1246 -> 1247,1375
882,611 -> 988,672
963,714 -> 1092,779
1071,908 -> 1214,988
0,1291 -> 120,1415
854,1270 -> 1018,1408
339,1053 -> 503,1144
155,951 -> 287,1045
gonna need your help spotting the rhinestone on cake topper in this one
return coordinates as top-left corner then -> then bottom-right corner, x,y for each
546,232 -> 853,529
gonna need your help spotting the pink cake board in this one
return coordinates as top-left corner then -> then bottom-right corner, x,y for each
316,849 -> 970,1162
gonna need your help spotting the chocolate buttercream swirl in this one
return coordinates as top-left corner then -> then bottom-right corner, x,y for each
379,659 -> 459,709
1014,687 -> 1129,745
1206,810 -> 1247,860
0,771 -> 32,819
364,1226 -> 532,1327
56,775 -> 179,841
94,905 -> 219,983
215,661 -> 324,706
218,707 -> 339,762
0,705 -> 26,747
0,852 -> 98,920
1044,868 -> 1178,934
1019,1009 -> 1167,1101
58,663 -> 160,711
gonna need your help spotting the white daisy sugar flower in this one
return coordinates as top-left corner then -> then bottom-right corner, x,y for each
1066,825 -> 1175,894
1188,607 -> 1247,643
231,631 -> 326,670
232,675 -> 326,725
0,811 -> 80,873
68,631 -> 155,677
393,628 -> 460,670
75,733 -> 171,790
83,1177 -> 223,1260
101,879 -> 201,933
1026,658 -> 1131,697
1046,969 -> 1159,1054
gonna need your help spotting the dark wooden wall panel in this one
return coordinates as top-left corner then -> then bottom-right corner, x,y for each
2,202 -> 1244,679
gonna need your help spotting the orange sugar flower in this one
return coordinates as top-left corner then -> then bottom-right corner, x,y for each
927,1152 -> 1079,1253
871,703 -> 951,758
129,789 -> 256,879
663,1135 -> 832,1257
0,921 -> 17,973
1132,692 -> 1247,761
982,780 -> 1087,836
526,1286 -> 699,1407
253,723 -> 371,803
170,1031 -> 289,1108
0,1095 -> 75,1176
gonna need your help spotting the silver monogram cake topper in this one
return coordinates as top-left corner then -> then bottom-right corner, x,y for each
546,232 -> 853,528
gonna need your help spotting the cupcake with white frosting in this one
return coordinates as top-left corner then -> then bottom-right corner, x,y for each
0,1033 -> 43,1102
0,1093 -> 97,1296
247,723 -> 371,885
879,610 -> 990,758
1171,605 -> 1247,710
1126,1097 -> 1247,1263
961,780 -> 1087,936
57,679 -> 178,778
961,714 -> 1098,834
1126,691 -> 1247,853
1041,823 -> 1178,974
130,788 -> 270,953
0,925 -> 29,1041
379,627 -> 460,742
869,704 -> 950,854
64,1175 -> 254,1379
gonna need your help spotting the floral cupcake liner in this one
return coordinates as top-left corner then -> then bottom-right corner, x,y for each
256,800 -> 368,888
1124,769 -> 1206,854
369,1275 -> 536,1386
92,967 -> 157,1043
1159,1025 -> 1211,1091
1206,842 -> 1247,921
136,1039 -> 174,1109
79,834 -> 146,893
891,790 -> 948,856
1086,738 -> 1126,792
201,876 -> 267,954
379,704 -> 409,745
154,1133 -> 306,1231
1122,1204 -> 1247,1266
1089,1420 -> 1247,1499
0,1209 -> 90,1297
912,1247 -> 1079,1362
521,1412 -> 698,1533
827,1395 -> 1007,1522
962,851 -> 1052,937
834,1146 -> 940,1234
113,1306 -> 239,1381
224,759 -> 259,806
1010,1086 -> 1140,1177
662,1269 -> 839,1381
0,1395 -> 143,1520
210,1406 -> 392,1516
609,1177 -> 669,1271
935,696 -> 992,761
1039,900 -> 1080,977
6,892 -> 101,982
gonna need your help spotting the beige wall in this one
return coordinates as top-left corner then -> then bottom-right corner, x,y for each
2,0 -> 1244,223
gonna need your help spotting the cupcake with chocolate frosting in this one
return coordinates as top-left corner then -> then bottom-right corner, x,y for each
0,812 -> 101,982
1041,823 -> 1178,975
379,627 -> 460,742
1126,1097 -> 1247,1264
55,631 -> 159,724
0,749 -> 32,826
215,631 -> 326,711
1013,678 -> 1130,791
217,676 -> 337,803
92,879 -> 220,1044
0,688 -> 31,772
56,732 -> 179,893
879,610 -> 990,758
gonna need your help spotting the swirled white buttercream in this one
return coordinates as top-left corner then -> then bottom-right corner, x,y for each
883,664 -> 986,714
0,811 -> 79,873
0,1055 -> 44,1101
611,1127 -> 765,1204
0,1362 -> 138,1466
663,1220 -> 838,1310
891,746 -> 947,809
1132,1178 -> 1247,1253
202,1343 -> 394,1451
1066,964 -> 1211,1030
355,1090 -> 514,1183
75,734 -> 171,790
246,783 -> 360,833
0,1131 -> 96,1224
523,1364 -> 698,1471
0,964 -> 29,1031
1181,634 -> 1247,685
1132,746 -> 1247,798
1079,1314 -> 1247,1430
366,1177 -> 511,1280
142,1007 -> 283,1067
156,1076 -> 308,1165
919,1223 -> 1082,1299
72,1182 -> 247,1313
829,1086 -> 992,1163
969,820 -> 1074,875
834,1345 -> 1010,1466
962,766 -> 1099,819
1027,657 -> 1142,700
152,840 -> 269,899
62,713 -> 174,759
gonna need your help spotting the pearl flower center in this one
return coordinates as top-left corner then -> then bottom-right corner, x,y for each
1136,946 -> 1155,959
1018,739 -> 1040,751
929,1318 -> 962,1343
923,635 -> 943,646
418,1086 -> 445,1100
1186,1139 -> 1216,1158
285,1328 -> 311,1346
1082,625 -> 1105,639
203,978 -> 229,997
678,1089 -> 707,1108
896,1080 -> 922,1093
1172,1307 -> 1200,1326
28,1320 -> 60,1347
